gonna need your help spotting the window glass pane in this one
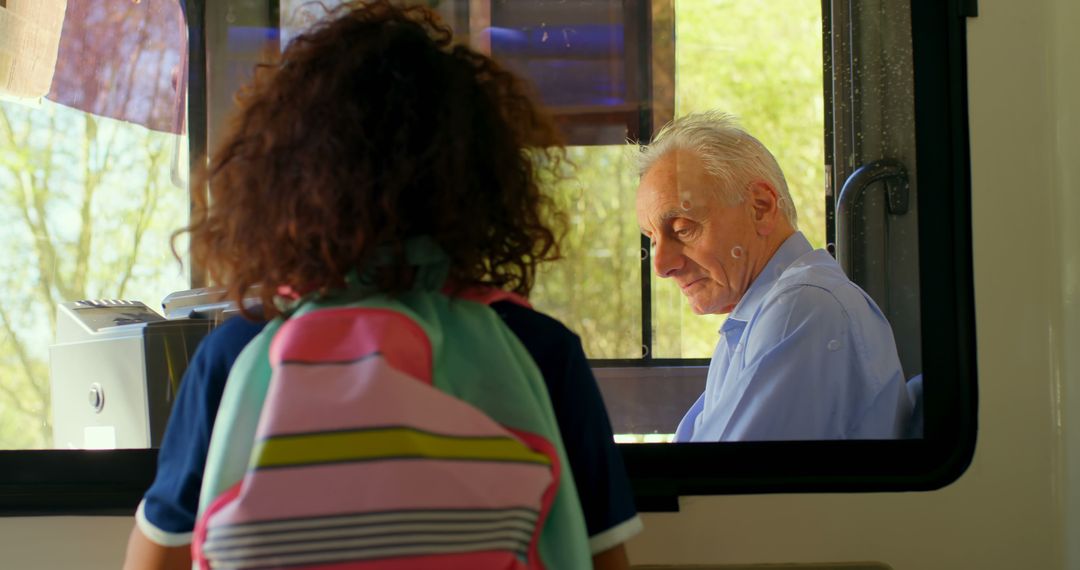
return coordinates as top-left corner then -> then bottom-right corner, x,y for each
459,0 -> 825,363
531,146 -> 643,359
0,2 -> 189,451
831,0 -> 922,393
651,0 -> 825,359
0,0 -> 914,451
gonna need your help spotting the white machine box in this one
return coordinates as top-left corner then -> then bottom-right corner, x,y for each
49,299 -> 212,449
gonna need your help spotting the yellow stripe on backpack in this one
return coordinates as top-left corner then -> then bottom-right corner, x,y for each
253,427 -> 553,469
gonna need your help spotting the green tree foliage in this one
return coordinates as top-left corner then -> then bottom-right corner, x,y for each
532,146 -> 644,359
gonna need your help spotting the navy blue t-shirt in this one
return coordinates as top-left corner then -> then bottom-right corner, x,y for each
137,301 -> 641,553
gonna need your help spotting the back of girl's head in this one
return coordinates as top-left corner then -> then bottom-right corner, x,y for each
183,0 -> 565,317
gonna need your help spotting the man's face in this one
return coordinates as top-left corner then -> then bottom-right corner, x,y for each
636,150 -> 762,315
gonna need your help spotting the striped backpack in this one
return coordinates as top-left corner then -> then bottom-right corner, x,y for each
191,244 -> 591,569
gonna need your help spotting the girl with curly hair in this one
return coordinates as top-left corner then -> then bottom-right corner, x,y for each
123,2 -> 640,569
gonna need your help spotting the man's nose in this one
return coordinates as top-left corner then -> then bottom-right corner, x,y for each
652,238 -> 684,278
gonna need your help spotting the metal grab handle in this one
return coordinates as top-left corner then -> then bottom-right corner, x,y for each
835,159 -> 910,278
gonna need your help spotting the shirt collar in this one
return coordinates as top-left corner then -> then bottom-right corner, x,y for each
727,231 -> 813,323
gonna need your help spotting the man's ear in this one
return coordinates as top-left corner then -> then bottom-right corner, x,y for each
747,181 -> 780,235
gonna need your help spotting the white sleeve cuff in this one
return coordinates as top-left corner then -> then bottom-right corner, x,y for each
135,499 -> 194,547
588,514 -> 644,555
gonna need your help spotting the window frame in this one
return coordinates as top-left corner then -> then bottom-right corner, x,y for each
0,0 -> 977,516
620,0 -> 977,509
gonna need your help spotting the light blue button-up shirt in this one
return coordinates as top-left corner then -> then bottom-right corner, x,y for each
674,232 -> 913,442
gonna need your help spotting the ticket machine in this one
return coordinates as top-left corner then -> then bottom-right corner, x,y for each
48,293 -> 229,450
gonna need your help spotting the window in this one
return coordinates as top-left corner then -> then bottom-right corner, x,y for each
0,0 -> 192,512
621,0 -> 976,504
0,1 -> 191,451
0,0 -> 977,514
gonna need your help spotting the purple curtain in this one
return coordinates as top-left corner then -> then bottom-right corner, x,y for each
47,0 -> 187,134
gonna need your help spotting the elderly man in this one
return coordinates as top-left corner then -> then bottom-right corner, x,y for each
636,112 -> 912,441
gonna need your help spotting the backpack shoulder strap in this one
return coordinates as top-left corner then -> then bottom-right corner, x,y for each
197,317 -> 283,517
444,286 -> 531,308
424,292 -> 591,568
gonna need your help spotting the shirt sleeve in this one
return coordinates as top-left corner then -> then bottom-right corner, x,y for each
535,327 -> 643,552
716,285 -> 895,440
137,316 -> 265,546
492,302 -> 642,553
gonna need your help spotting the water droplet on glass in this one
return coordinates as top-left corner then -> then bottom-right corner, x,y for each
827,339 -> 841,351
681,200 -> 691,210
641,344 -> 650,358
640,247 -> 649,261
730,246 -> 744,259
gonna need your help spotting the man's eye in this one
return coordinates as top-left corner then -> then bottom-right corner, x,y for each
674,227 -> 693,239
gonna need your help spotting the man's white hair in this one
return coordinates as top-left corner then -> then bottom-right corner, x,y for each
637,111 -> 798,229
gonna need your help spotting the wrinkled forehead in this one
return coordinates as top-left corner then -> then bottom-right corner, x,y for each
636,150 -> 722,223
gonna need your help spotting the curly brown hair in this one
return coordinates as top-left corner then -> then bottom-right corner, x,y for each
179,0 -> 566,318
